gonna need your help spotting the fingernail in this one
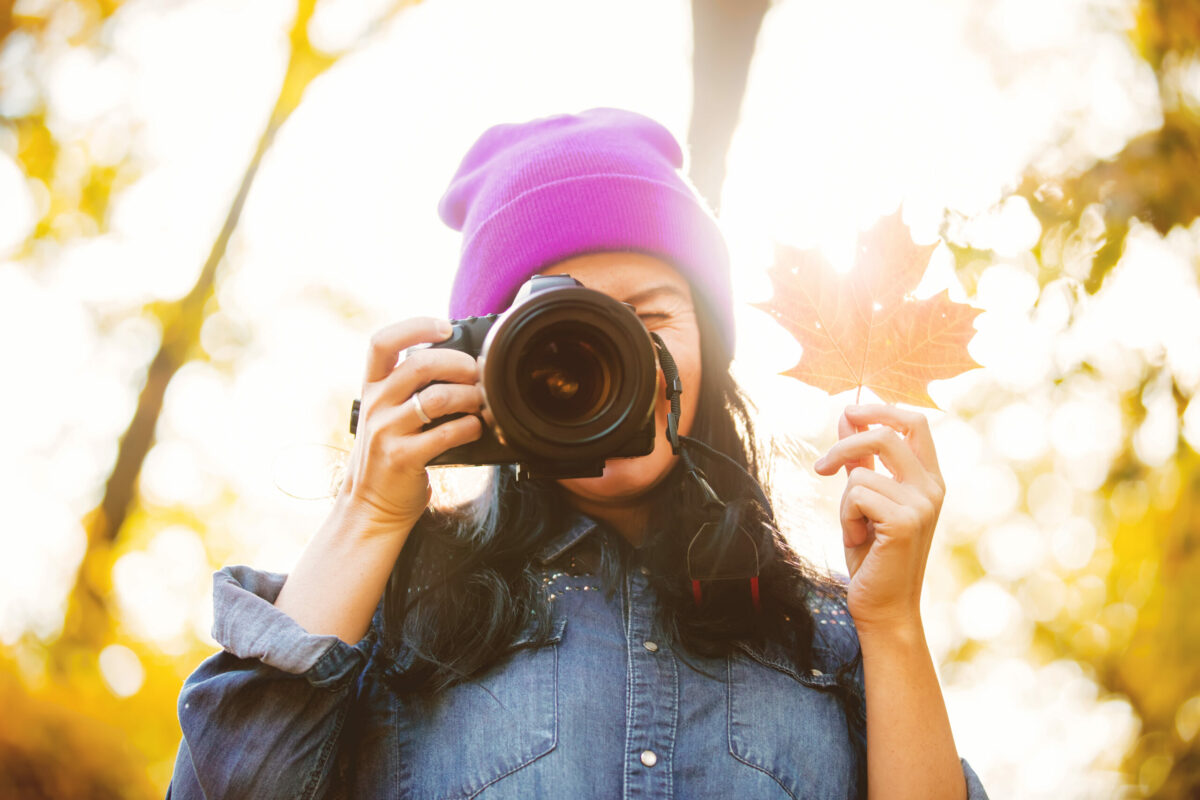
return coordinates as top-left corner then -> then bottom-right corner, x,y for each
438,320 -> 453,336
813,456 -> 828,470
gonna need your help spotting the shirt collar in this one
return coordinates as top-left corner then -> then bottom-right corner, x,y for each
535,509 -> 602,565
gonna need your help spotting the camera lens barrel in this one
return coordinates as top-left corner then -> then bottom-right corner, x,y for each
479,284 -> 657,463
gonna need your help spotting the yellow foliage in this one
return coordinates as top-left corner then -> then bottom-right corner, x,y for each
1105,447 -> 1200,796
0,660 -> 159,800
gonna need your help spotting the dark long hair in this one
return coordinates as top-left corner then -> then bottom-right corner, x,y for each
375,297 -> 867,790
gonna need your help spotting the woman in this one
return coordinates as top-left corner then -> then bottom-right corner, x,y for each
168,108 -> 989,799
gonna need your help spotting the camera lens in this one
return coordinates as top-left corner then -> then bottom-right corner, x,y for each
516,323 -> 615,425
478,281 -> 657,462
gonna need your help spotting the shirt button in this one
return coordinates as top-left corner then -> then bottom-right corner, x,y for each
640,749 -> 658,767
643,640 -> 659,653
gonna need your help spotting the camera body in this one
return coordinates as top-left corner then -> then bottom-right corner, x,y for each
422,274 -> 659,479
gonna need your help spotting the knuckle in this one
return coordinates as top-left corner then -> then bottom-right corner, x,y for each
355,397 -> 375,428
437,423 -> 458,444
382,440 -> 410,468
368,330 -> 391,359
367,430 -> 390,458
420,385 -> 449,412
365,415 -> 390,445
912,495 -> 934,520
367,402 -> 399,432
359,404 -> 385,437
420,388 -> 444,412
407,355 -> 433,381
904,507 -> 923,530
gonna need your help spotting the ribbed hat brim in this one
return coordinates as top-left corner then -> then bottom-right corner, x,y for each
448,171 -> 735,357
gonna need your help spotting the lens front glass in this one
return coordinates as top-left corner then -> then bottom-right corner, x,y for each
516,322 -> 615,425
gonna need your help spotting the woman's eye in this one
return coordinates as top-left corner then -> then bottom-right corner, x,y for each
638,313 -> 667,323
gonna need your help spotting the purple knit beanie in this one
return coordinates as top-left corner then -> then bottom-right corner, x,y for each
437,107 -> 735,359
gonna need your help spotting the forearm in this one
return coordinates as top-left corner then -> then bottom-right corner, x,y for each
274,492 -> 413,645
858,618 -> 966,800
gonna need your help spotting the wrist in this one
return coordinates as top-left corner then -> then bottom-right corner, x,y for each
854,614 -> 926,647
329,490 -> 419,543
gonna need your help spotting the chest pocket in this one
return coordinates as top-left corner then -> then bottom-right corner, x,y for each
727,642 -> 861,800
392,614 -> 567,800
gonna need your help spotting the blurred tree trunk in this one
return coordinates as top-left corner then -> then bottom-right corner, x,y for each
1,2 -> 14,45
49,0 -> 341,675
687,0 -> 771,214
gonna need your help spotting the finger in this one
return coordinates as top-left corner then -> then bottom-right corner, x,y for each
364,317 -> 454,384
837,408 -> 874,474
841,483 -> 905,549
405,383 -> 486,430
363,383 -> 485,438
479,386 -> 496,429
845,464 -> 916,508
354,399 -> 410,449
404,413 -> 485,466
817,423 -> 926,485
845,403 -> 942,484
373,348 -> 480,407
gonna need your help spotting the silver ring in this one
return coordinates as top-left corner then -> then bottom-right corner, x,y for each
411,391 -> 433,425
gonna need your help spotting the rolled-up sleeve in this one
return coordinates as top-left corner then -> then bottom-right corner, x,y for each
960,756 -> 989,799
167,565 -> 378,800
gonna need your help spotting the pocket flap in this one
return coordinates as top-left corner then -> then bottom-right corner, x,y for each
511,611 -> 568,648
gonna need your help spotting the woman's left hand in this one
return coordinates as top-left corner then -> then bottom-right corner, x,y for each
812,403 -> 946,632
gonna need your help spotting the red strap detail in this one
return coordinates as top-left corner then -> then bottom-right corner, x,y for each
691,579 -> 762,611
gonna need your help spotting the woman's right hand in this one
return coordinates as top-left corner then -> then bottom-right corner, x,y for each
339,316 -> 485,529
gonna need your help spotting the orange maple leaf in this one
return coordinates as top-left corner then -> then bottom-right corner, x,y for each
750,207 -> 983,410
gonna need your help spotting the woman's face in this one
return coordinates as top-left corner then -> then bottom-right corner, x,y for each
533,252 -> 703,507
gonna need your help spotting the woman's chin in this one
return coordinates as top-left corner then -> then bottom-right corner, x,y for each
556,452 -> 673,504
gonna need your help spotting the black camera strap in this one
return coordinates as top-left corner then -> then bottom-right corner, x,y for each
650,332 -> 771,612
649,332 -> 775,520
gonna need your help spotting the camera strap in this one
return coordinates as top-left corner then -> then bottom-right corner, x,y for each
650,332 -> 767,612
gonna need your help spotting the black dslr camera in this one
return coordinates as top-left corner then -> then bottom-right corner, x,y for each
415,274 -> 659,480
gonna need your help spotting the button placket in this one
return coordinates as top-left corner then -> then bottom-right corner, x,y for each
622,568 -> 677,797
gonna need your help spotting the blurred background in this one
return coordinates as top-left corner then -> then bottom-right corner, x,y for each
1,0 -> 1198,796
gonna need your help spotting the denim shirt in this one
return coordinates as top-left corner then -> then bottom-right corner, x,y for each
168,512 -> 989,799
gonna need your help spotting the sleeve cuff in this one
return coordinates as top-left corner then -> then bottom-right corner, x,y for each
961,756 -> 990,799
210,565 -> 377,686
